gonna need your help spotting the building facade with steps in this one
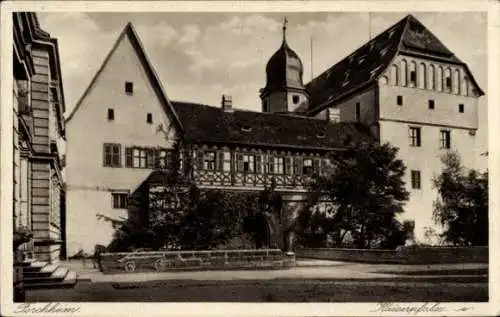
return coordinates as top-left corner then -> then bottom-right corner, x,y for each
13,12 -> 76,297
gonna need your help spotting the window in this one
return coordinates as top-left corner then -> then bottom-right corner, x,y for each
440,130 -> 451,149
103,143 -> 121,167
292,95 -> 300,104
263,100 -> 269,112
203,151 -> 216,170
428,100 -> 435,110
243,154 -> 255,173
271,157 -> 284,174
107,108 -> 114,121
222,152 -> 231,172
445,76 -> 452,91
355,102 -> 361,121
125,81 -> 134,95
112,193 -> 128,209
147,113 -> 153,124
411,170 -> 421,189
125,147 -> 171,169
303,158 -> 313,175
410,71 -> 416,85
409,127 -> 421,147
397,95 -> 403,106
458,103 -> 464,113
133,148 -> 147,168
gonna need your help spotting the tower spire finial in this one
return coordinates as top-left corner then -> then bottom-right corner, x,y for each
282,16 -> 288,44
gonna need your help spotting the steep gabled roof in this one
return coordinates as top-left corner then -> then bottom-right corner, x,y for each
171,101 -> 374,151
306,14 -> 484,115
65,22 -> 183,132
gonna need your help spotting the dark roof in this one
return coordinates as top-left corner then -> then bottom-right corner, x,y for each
263,37 -> 305,93
171,101 -> 374,151
306,14 -> 484,114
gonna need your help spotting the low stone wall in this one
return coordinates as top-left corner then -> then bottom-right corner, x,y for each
99,249 -> 295,274
296,246 -> 488,264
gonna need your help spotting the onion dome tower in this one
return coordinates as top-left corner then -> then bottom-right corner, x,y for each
260,17 -> 309,114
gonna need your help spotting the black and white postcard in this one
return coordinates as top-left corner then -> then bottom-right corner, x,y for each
1,1 -> 498,316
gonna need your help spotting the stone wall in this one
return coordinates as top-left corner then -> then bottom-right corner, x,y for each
99,249 -> 294,274
296,246 -> 488,264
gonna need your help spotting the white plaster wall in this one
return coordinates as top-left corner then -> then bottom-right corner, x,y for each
379,120 -> 477,243
65,32 -> 177,255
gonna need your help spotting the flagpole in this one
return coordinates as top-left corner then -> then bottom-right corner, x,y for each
310,36 -> 314,81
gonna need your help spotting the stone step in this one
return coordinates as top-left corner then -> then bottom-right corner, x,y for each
25,270 -> 78,290
24,267 -> 69,284
23,264 -> 58,278
22,261 -> 49,273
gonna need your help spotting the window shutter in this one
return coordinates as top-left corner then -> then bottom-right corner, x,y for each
293,157 -> 299,175
268,155 -> 274,174
256,155 -> 262,173
236,153 -> 244,173
313,158 -> 320,174
217,151 -> 224,171
296,158 -> 303,175
103,144 -> 107,166
146,149 -> 155,168
285,157 -> 293,175
197,150 -> 204,170
125,147 -> 133,167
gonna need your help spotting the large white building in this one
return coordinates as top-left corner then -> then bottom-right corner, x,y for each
65,15 -> 484,255
305,15 -> 484,242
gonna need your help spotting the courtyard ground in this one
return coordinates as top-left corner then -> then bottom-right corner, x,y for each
25,259 -> 488,302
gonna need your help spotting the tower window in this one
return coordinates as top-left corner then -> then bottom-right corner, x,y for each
292,95 -> 300,105
355,102 -> 361,121
458,103 -> 464,113
147,113 -> 153,124
397,95 -> 403,106
428,100 -> 435,110
263,100 -> 269,112
445,77 -> 452,90
410,71 -> 416,84
411,170 -> 421,189
125,81 -> 134,95
440,130 -> 451,149
409,127 -> 421,147
107,108 -> 114,121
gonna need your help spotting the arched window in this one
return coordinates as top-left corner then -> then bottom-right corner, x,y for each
462,76 -> 469,96
390,64 -> 398,86
401,59 -> 407,86
418,63 -> 426,89
428,64 -> 435,90
444,67 -> 452,92
436,66 -> 443,91
454,69 -> 461,95
409,61 -> 417,87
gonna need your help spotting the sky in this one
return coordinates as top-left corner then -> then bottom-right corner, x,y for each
37,11 -> 488,167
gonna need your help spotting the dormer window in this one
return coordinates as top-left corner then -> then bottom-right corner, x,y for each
241,125 -> 252,132
316,132 -> 326,139
292,95 -> 300,104
125,81 -> 134,95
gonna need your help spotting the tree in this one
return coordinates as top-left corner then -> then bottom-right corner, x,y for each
305,141 -> 410,249
432,152 -> 488,246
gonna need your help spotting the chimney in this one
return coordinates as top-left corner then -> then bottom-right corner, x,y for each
221,94 -> 233,112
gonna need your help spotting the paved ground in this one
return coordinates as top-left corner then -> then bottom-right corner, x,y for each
25,259 -> 488,302
63,259 -> 488,283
